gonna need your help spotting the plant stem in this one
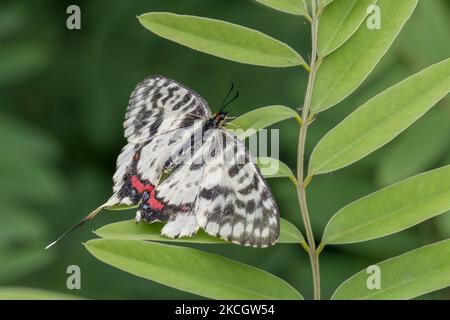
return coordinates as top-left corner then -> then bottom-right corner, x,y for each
296,0 -> 321,300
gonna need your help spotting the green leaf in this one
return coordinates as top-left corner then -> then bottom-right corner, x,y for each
0,287 -> 81,300
95,218 -> 305,245
96,221 -> 224,243
256,157 -> 296,180
309,58 -> 450,175
337,230 -> 423,261
375,108 -> 450,186
226,105 -> 300,139
311,0 -> 418,113
255,0 -> 307,16
278,219 -> 306,245
85,239 -> 303,299
322,165 -> 450,245
319,0 -> 334,8
138,12 -> 306,68
332,239 -> 450,299
318,0 -> 378,57
437,212 -> 450,239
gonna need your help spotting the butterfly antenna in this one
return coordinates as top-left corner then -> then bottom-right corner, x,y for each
222,90 -> 239,112
219,82 -> 236,112
45,204 -> 106,250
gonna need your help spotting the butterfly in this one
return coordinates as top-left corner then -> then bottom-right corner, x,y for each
47,76 -> 280,249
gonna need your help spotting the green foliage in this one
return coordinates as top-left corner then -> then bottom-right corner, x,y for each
138,12 -> 306,68
82,0 -> 450,300
332,239 -> 450,299
0,115 -> 63,203
95,218 -> 305,245
255,0 -> 308,16
318,0 -> 334,8
0,287 -> 81,300
318,0 -> 377,57
0,114 -> 62,283
0,43 -> 50,87
0,206 -> 52,282
323,165 -> 450,244
375,109 -> 450,186
397,0 -> 450,69
4,0 -> 449,301
309,58 -> 450,175
227,105 -> 301,139
85,239 -> 303,299
311,0 -> 418,113
256,157 -> 297,182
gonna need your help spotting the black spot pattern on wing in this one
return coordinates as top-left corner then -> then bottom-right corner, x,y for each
106,76 -> 280,248
108,75 -> 211,208
195,131 -> 280,248
123,75 -> 210,143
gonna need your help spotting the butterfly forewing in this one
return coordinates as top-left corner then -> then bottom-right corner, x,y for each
108,76 -> 210,207
124,76 -> 211,144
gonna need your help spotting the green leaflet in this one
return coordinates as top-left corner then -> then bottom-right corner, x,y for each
319,0 -> 334,8
318,0 -> 378,57
85,239 -> 303,300
323,165 -> 450,244
0,287 -> 81,300
257,157 -> 297,183
95,218 -> 306,246
311,0 -> 418,113
138,12 -> 306,68
332,239 -> 450,299
309,58 -> 450,175
255,0 -> 308,16
227,105 -> 300,139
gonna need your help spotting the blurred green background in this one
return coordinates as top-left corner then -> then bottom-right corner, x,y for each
0,0 -> 449,300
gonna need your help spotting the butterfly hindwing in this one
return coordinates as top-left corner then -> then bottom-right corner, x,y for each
195,131 -> 280,247
141,128 -> 280,247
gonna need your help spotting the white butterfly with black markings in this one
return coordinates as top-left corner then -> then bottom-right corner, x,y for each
47,76 -> 280,249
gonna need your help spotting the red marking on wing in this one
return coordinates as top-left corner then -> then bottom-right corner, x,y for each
131,175 -> 145,193
131,175 -> 154,194
131,175 -> 164,210
148,190 -> 164,210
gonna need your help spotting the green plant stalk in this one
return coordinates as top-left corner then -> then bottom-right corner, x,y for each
296,0 -> 321,300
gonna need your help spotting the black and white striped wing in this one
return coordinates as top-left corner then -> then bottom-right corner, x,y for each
107,76 -> 210,207
138,129 -> 216,237
124,76 -> 210,144
195,130 -> 280,247
145,129 -> 280,247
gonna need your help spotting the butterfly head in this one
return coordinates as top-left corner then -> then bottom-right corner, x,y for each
213,111 -> 228,126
